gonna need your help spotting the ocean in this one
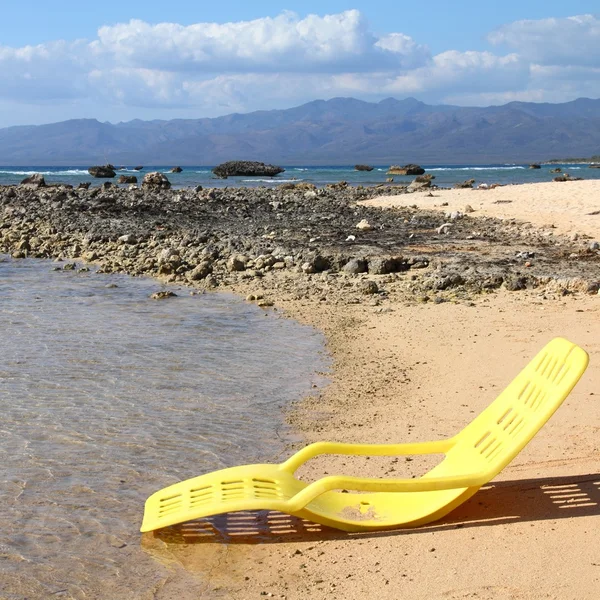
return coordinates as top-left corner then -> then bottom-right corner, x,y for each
1,163 -> 599,189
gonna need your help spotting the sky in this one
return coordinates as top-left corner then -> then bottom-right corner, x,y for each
1,1 -> 600,127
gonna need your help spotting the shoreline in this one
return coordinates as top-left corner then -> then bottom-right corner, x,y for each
2,179 -> 600,599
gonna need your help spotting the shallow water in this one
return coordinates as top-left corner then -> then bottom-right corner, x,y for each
0,256 -> 329,599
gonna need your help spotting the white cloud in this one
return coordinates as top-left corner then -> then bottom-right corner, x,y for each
91,10 -> 429,73
489,14 -> 600,67
0,10 -> 599,125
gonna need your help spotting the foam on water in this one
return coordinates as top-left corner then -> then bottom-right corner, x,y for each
0,256 -> 329,599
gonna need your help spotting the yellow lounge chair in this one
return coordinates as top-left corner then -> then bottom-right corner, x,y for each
141,338 -> 588,533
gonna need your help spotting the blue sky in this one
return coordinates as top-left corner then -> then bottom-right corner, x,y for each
1,2 -> 599,126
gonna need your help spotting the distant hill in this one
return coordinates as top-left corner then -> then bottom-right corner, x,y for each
1,97 -> 600,166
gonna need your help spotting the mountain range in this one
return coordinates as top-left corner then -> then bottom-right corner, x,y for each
1,96 -> 599,166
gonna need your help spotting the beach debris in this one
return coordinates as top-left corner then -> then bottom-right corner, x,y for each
150,291 -> 177,300
589,241 -> 600,251
477,183 -> 489,189
454,179 -> 475,189
515,251 -> 536,260
356,219 -> 373,230
346,235 -> 356,242
436,223 -> 453,234
446,211 -> 464,220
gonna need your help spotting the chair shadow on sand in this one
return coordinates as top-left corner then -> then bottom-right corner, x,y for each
150,472 -> 600,546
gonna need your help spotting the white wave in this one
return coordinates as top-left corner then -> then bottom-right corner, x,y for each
294,168 -> 309,171
427,166 -> 526,171
0,169 -> 89,176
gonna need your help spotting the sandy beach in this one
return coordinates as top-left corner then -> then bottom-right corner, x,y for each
1,177 -> 599,599
136,180 -> 600,599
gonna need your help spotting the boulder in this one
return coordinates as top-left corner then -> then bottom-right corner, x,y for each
118,175 -> 138,184
354,164 -> 374,171
133,166 -> 144,171
142,172 -> 171,190
387,164 -> 425,176
88,165 -> 116,178
529,164 -> 541,169
212,161 -> 285,179
19,173 -> 46,188
550,168 -> 562,173
170,166 -> 183,173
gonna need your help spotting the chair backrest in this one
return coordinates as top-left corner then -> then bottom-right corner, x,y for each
445,338 -> 589,478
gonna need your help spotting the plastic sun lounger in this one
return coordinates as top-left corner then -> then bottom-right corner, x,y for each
141,338 -> 588,533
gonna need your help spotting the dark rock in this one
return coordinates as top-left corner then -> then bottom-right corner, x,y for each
454,179 -> 475,189
343,258 -> 368,274
415,174 -> 435,183
118,175 -> 138,184
150,291 -> 177,300
77,182 -> 91,190
189,261 -> 213,280
359,280 -> 379,294
19,173 -> 46,188
550,168 -> 562,173
142,172 -> 171,189
504,276 -> 529,291
589,164 -> 600,169
133,166 -> 144,171
212,161 -> 285,179
387,164 -> 425,176
355,165 -> 374,171
529,164 -> 541,169
88,165 -> 116,178
170,166 -> 183,173
368,256 -> 408,274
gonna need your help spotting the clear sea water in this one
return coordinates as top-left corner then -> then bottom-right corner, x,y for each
0,256 -> 329,599
1,163 -> 599,189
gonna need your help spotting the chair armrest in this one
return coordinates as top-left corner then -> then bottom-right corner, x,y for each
281,438 -> 456,473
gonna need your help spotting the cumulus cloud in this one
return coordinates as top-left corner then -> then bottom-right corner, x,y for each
91,10 -> 430,73
489,14 -> 600,68
0,10 -> 599,123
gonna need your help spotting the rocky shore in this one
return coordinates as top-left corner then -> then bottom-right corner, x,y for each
1,178 -> 599,303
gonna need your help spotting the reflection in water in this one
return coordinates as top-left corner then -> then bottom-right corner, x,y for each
0,256 -> 329,599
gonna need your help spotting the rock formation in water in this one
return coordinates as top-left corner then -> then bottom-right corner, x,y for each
387,164 -> 425,176
212,161 -> 285,179
88,165 -> 116,178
